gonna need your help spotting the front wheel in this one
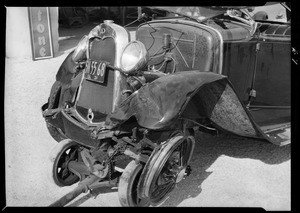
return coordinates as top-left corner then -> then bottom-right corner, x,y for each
118,161 -> 151,206
142,135 -> 195,205
49,139 -> 81,187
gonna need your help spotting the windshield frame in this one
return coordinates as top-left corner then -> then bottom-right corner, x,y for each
148,6 -> 228,23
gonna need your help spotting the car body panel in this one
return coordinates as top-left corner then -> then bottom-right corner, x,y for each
136,19 -> 222,74
222,40 -> 257,102
253,21 -> 291,107
105,70 -> 290,146
42,6 -> 291,147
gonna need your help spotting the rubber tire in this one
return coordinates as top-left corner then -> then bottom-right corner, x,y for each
118,161 -> 151,207
49,139 -> 80,187
145,135 -> 195,204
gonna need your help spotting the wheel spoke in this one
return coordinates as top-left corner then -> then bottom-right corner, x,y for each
64,154 -> 70,162
159,179 -> 174,185
181,143 -> 185,166
163,181 -> 175,192
163,174 -> 176,178
61,168 -> 69,178
180,141 -> 190,167
61,161 -> 67,169
69,148 -> 77,161
151,181 -> 175,200
148,136 -> 194,204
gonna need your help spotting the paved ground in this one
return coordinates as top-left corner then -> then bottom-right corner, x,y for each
5,15 -> 291,210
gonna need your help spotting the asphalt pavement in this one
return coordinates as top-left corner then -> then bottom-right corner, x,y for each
4,23 -> 291,209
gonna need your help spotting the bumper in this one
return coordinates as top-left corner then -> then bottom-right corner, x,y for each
41,103 -> 100,148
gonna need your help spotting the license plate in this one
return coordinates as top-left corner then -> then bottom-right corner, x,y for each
84,60 -> 108,83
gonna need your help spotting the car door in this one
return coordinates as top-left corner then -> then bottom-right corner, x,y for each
250,23 -> 291,107
247,20 -> 291,127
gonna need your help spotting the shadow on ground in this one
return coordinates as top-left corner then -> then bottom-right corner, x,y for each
66,131 -> 290,207
159,131 -> 291,206
67,187 -> 118,207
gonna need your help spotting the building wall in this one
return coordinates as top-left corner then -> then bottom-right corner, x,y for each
6,7 -> 59,59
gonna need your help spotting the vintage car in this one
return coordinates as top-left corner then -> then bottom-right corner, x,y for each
42,4 -> 291,207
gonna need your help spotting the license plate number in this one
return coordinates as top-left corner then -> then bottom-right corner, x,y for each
84,60 -> 108,83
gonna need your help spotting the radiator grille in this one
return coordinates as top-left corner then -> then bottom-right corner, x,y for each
75,37 -> 116,123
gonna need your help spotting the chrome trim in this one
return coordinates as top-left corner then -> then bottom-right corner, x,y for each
258,35 -> 291,42
108,22 -> 130,113
249,105 -> 291,110
281,2 -> 290,12
262,123 -> 290,133
72,21 -> 130,126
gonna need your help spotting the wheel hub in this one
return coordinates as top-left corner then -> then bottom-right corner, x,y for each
175,167 -> 186,183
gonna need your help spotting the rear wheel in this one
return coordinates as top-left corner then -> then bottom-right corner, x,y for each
118,160 -> 151,206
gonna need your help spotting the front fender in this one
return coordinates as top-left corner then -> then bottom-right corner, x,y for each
56,50 -> 76,85
45,51 -> 80,110
106,71 -> 288,144
106,71 -> 269,141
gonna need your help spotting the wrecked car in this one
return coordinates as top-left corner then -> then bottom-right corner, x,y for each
42,4 -> 291,207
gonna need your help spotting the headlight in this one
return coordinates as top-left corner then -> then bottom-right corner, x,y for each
72,35 -> 89,62
120,41 -> 148,74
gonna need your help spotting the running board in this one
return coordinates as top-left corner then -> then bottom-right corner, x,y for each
260,123 -> 291,146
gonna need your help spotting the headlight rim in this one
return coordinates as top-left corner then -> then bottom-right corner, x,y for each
120,40 -> 148,74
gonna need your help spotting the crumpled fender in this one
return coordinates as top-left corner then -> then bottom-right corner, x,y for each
56,50 -> 76,85
46,51 -> 80,110
106,71 -> 271,142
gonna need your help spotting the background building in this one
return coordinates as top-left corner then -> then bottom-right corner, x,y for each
5,7 -> 137,60
5,5 -> 289,60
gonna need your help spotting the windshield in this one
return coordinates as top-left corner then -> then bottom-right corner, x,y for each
149,7 -> 228,21
247,3 -> 290,23
150,4 -> 290,23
